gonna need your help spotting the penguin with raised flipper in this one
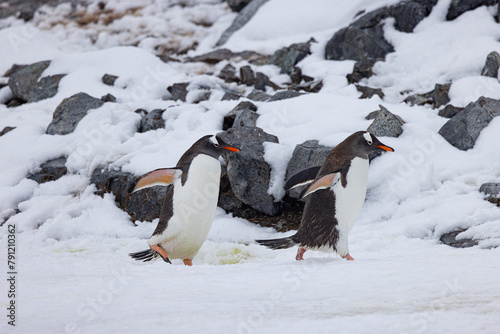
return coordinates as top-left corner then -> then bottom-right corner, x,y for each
256,131 -> 393,261
129,135 -> 239,266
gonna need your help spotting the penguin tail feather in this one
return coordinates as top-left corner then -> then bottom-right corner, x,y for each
129,249 -> 174,263
255,237 -> 296,250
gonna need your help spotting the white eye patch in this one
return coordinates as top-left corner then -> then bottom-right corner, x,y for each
209,135 -> 218,144
363,132 -> 373,145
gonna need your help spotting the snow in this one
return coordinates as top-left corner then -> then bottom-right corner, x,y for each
1,0 -> 500,333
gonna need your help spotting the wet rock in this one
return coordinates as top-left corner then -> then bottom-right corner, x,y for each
268,39 -> 314,75
367,104 -> 405,138
240,66 -> 255,86
247,89 -> 270,102
223,101 -> 258,130
167,82 -> 189,102
8,60 -> 64,103
356,85 -> 384,99
268,90 -> 301,102
27,157 -> 68,183
221,91 -> 241,101
91,167 -> 166,222
227,0 -> 252,12
347,58 -> 377,84
438,105 -> 463,118
438,97 -> 500,150
138,109 -> 165,133
218,64 -> 239,83
102,74 -> 118,86
285,140 -> 333,199
217,127 -> 281,216
446,0 -> 496,21
216,0 -> 268,47
101,93 -> 117,102
439,229 -> 479,248
390,0 -> 436,33
480,182 -> 500,206
481,51 -> 500,78
0,126 -> 15,137
46,92 -> 104,135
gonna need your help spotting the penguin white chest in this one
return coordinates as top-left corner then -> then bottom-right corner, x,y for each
152,154 -> 221,259
333,157 -> 369,233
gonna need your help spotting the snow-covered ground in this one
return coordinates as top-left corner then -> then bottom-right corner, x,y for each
1,0 -> 500,333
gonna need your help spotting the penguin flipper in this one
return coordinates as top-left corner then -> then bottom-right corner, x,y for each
128,168 -> 183,193
285,166 -> 321,191
256,236 -> 296,249
299,172 -> 340,200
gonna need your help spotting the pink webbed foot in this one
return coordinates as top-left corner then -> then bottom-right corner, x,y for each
342,253 -> 354,261
296,247 -> 306,261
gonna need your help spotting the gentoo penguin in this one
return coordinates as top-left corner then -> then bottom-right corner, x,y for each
256,131 -> 393,261
129,135 -> 239,266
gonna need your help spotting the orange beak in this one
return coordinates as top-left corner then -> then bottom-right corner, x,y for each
222,146 -> 239,152
376,145 -> 394,152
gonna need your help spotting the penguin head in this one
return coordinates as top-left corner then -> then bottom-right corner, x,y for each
195,135 -> 240,159
347,131 -> 394,158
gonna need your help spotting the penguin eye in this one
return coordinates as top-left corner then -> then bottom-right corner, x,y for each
367,139 -> 373,145
214,143 -> 219,148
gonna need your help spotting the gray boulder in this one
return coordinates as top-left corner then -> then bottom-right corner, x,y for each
27,157 -> 68,183
91,167 -> 167,222
285,140 -> 333,199
439,228 -> 479,248
216,0 -> 268,47
356,85 -> 384,99
186,49 -> 265,64
268,39 -> 313,74
167,82 -> 189,102
438,105 -> 463,118
247,89 -> 271,102
446,0 -> 496,21
217,127 -> 281,216
268,90 -> 301,102
438,97 -> 500,150
138,109 -> 165,133
367,105 -> 405,138
46,93 -> 104,135
8,60 -> 64,103
404,83 -> 450,108
481,51 -> 500,78
223,101 -> 258,130
233,109 -> 259,128
347,58 -> 377,84
102,74 -> 118,86
0,126 -> 15,137
240,65 -> 255,86
479,182 -> 500,205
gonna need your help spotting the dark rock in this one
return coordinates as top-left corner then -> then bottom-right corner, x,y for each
186,49 -> 265,64
227,0 -> 252,12
254,72 -> 280,91
91,167 -> 166,222
289,67 -> 302,85
433,83 -> 451,108
27,157 -> 68,183
217,127 -> 281,216
481,51 -> 500,78
8,60 -> 64,103
404,83 -> 450,108
223,101 -> 258,130
268,90 -> 301,102
247,89 -> 271,102
6,98 -> 24,108
233,109 -> 259,128
390,0 -> 435,33
189,90 -> 211,104
239,65 -> 255,86
218,64 -> 239,83
221,91 -> 241,101
480,182 -> 500,205
446,0 -> 496,21
356,85 -> 384,99
46,93 -> 104,135
347,58 -> 377,84
367,104 -> 405,138
438,105 -> 463,118
325,8 -> 393,62
285,140 -> 333,199
102,74 -> 118,86
101,93 -> 117,102
3,64 -> 26,77
293,80 -> 323,93
438,97 -> 500,150
0,126 -> 15,136
138,109 -> 165,133
439,229 -> 478,248
268,39 -> 313,75
326,0 -> 437,62
216,0 -> 269,47
167,82 -> 189,102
